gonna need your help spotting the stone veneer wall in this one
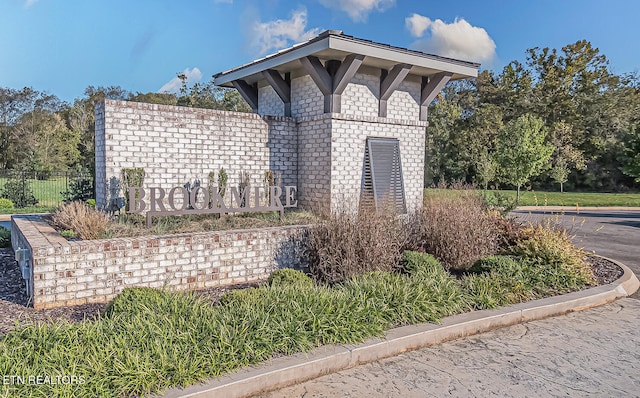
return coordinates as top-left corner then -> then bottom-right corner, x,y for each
254,69 -> 427,212
11,215 -> 308,309
95,100 -> 297,209
330,116 -> 426,211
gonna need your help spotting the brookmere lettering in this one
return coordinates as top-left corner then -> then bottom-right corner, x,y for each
128,185 -> 298,227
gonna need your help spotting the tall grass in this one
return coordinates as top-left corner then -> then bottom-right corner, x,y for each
0,249 -> 595,398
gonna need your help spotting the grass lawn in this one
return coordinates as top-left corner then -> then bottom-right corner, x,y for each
425,189 -> 640,207
0,177 -> 67,210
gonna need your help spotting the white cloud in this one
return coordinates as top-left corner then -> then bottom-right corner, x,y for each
318,0 -> 395,22
158,67 -> 203,94
405,13 -> 431,38
250,9 -> 321,55
407,14 -> 496,63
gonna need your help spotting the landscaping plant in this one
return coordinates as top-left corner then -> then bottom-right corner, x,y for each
0,247 -> 597,398
410,191 -> 499,271
0,226 -> 10,247
51,201 -> 110,240
305,206 -> 408,284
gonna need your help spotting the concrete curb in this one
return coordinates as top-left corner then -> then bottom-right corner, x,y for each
163,257 -> 640,398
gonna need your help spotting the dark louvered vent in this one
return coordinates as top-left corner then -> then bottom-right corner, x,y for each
360,138 -> 406,214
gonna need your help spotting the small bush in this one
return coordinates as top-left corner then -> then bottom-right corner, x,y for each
305,207 -> 408,284
401,250 -> 444,277
61,167 -> 94,202
490,213 -> 527,249
409,192 -> 499,271
59,229 -> 76,238
505,224 -> 596,289
469,255 -> 523,275
51,201 -> 110,240
0,226 -> 10,248
267,269 -> 313,289
460,272 -> 513,309
86,199 -> 97,208
0,198 -> 14,209
1,172 -> 37,208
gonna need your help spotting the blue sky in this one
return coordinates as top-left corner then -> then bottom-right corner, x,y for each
1,0 -> 639,102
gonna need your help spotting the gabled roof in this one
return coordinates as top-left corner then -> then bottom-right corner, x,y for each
213,30 -> 480,87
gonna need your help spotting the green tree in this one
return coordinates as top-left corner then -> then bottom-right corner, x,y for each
476,149 -> 497,192
494,114 -> 554,202
620,124 -> 640,182
129,92 -> 178,106
425,90 -> 463,185
548,121 -> 586,192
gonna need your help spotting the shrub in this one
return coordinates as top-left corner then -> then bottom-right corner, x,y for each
485,189 -> 517,214
1,172 -> 37,208
460,272 -> 513,309
59,229 -> 76,238
0,226 -> 10,248
505,224 -> 596,289
469,255 -> 523,275
61,167 -> 94,202
490,213 -> 527,249
401,250 -> 444,277
305,207 -> 408,284
409,192 -> 499,271
121,167 -> 145,210
86,199 -> 97,208
51,201 -> 110,240
0,198 -> 14,209
267,269 -> 313,289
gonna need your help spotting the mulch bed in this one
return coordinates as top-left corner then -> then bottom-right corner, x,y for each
0,248 -> 626,336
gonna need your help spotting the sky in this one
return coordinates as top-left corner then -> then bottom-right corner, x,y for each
1,0 -> 639,103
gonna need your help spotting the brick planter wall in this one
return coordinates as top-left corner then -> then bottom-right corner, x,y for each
11,215 -> 308,309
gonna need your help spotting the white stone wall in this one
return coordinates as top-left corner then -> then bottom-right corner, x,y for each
258,85 -> 284,116
95,100 -> 296,209
387,78 -> 421,121
330,116 -> 426,212
341,72 -> 380,119
291,75 -> 324,118
296,116 -> 332,212
13,215 -> 307,309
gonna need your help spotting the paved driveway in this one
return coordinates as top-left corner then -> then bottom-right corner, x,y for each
258,210 -> 640,397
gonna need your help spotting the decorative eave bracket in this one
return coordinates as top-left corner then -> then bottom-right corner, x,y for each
231,80 -> 258,113
300,53 -> 365,113
262,70 -> 292,117
378,64 -> 412,118
419,72 -> 452,121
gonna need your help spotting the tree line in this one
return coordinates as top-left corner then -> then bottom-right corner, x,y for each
0,75 -> 252,175
1,40 -> 639,193
426,40 -> 640,192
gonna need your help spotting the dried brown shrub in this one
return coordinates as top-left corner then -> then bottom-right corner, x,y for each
305,205 -> 408,284
408,192 -> 499,271
489,211 -> 528,249
51,201 -> 110,240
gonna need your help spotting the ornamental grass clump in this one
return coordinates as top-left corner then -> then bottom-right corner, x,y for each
51,200 -> 110,240
410,191 -> 499,271
305,206 -> 408,284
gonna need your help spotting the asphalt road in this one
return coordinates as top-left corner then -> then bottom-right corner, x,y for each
258,210 -> 640,397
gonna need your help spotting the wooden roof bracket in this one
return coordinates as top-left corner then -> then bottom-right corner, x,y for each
419,72 -> 452,121
300,53 -> 364,113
